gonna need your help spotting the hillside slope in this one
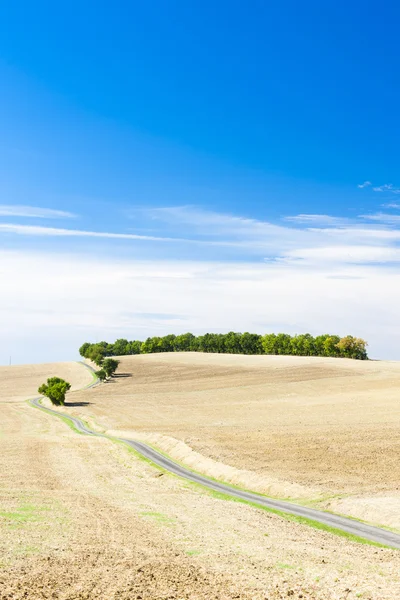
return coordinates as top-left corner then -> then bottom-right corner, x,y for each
0,361 -> 93,403
68,352 -> 400,526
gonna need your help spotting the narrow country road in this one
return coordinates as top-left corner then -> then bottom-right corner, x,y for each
30,394 -> 400,550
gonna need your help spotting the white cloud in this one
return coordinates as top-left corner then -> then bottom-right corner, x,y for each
2,207 -> 400,364
0,205 -> 75,218
139,205 -> 288,237
309,226 -> 400,241
281,245 -> 400,264
132,205 -> 400,259
0,223 -> 194,243
372,184 -> 400,194
360,212 -> 400,224
2,207 -> 400,265
358,181 -> 372,188
382,203 -> 400,209
1,250 -> 400,364
283,214 -> 349,226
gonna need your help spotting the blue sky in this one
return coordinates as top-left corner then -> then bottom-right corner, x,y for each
1,1 -> 400,363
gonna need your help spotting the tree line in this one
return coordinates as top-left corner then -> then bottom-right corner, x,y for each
79,332 -> 368,362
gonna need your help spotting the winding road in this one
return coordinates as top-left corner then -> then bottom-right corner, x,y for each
30,366 -> 400,550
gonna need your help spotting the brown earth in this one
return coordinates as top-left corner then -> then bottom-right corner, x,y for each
1,357 -> 400,599
67,353 -> 400,526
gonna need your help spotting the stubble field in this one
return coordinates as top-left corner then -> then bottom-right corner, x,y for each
1,354 -> 400,599
71,353 -> 400,528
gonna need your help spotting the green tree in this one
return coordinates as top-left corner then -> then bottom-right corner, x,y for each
112,338 -> 130,356
127,340 -> 142,354
38,377 -> 71,406
322,335 -> 341,357
95,369 -> 107,382
90,349 -> 105,367
313,334 -> 330,356
79,342 -> 91,358
197,333 -> 218,353
240,332 -> 263,354
173,332 -> 195,352
223,331 -> 242,354
275,333 -> 292,355
290,333 -> 316,356
158,334 -> 176,352
261,333 -> 278,355
141,337 -> 161,353
102,358 -> 120,377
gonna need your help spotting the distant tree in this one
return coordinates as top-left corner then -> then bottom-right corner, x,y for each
95,369 -> 107,382
261,333 -> 278,355
90,349 -> 106,367
240,332 -> 263,355
79,342 -> 91,358
290,333 -> 316,356
275,333 -> 292,355
79,331 -> 368,361
173,332 -> 196,352
336,336 -> 368,360
127,340 -> 142,355
158,334 -> 176,352
141,337 -> 161,354
322,335 -> 341,357
313,334 -> 330,356
102,358 -> 120,378
223,331 -> 242,354
198,333 -> 225,353
112,338 -> 130,356
38,377 -> 71,406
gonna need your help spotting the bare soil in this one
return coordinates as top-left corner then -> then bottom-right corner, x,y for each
70,353 -> 400,527
1,356 -> 400,599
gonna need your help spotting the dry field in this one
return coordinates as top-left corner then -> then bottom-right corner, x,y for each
0,361 -> 92,403
70,353 -> 400,528
1,356 -> 400,599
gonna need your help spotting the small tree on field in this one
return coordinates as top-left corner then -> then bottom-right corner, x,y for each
102,358 -> 120,378
38,377 -> 71,406
95,369 -> 107,382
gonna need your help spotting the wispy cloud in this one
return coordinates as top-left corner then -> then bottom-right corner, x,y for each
357,182 -> 400,195
280,245 -> 400,264
2,205 -> 400,269
0,205 -> 75,218
360,212 -> 400,224
372,184 -> 400,194
382,203 -> 400,209
283,214 -> 349,226
0,223 -> 193,243
129,205 -> 400,265
358,181 -> 372,189
139,205 -> 282,235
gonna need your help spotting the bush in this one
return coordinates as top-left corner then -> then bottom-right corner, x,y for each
102,358 -> 120,378
95,369 -> 107,382
38,377 -> 71,405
